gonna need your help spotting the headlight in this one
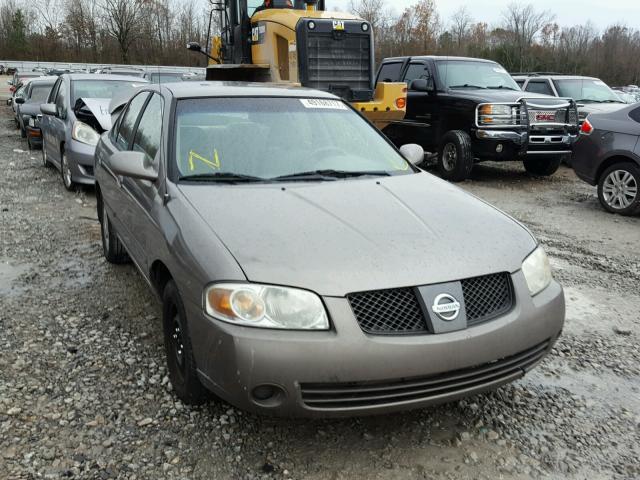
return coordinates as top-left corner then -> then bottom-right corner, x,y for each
27,116 -> 38,128
522,246 -> 552,296
205,283 -> 329,330
72,121 -> 100,146
478,104 -> 517,126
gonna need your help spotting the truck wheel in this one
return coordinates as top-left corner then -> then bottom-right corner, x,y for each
597,162 -> 640,216
162,280 -> 209,406
437,130 -> 473,182
98,196 -> 130,264
523,156 -> 562,176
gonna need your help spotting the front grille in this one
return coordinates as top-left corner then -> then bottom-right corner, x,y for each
528,109 -> 567,124
347,273 -> 513,334
300,339 -> 550,409
305,32 -> 371,92
462,273 -> 513,326
348,288 -> 428,334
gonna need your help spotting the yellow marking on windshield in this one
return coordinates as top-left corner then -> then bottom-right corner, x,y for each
188,149 -> 220,171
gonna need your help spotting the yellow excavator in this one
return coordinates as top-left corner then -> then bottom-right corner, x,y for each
187,0 -> 406,129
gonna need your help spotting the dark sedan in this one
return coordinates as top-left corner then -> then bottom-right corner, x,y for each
14,76 -> 57,149
572,105 -> 640,215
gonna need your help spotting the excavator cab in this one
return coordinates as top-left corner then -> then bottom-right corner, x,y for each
192,0 -> 406,129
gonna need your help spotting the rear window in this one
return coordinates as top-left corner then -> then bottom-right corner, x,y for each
377,63 -> 403,83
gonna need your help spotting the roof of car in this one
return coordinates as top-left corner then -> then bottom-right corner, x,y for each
26,76 -> 58,84
159,82 -> 339,99
512,74 -> 600,80
63,73 -> 150,82
382,55 -> 497,63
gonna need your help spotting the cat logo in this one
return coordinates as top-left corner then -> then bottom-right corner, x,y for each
332,20 -> 345,31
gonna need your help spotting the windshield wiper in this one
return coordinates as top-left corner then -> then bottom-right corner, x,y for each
487,85 -> 518,90
271,170 -> 392,182
178,172 -> 263,183
449,84 -> 487,89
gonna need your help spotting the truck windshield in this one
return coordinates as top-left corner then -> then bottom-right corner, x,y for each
553,79 -> 623,103
174,97 -> 412,182
436,60 -> 520,91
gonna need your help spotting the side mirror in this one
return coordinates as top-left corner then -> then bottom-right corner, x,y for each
40,103 -> 57,116
399,144 -> 425,166
14,97 -> 25,105
110,151 -> 158,182
410,78 -> 434,93
186,42 -> 202,52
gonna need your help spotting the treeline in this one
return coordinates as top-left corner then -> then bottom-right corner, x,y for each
1,0 -> 639,86
351,0 -> 640,86
0,0 -> 213,66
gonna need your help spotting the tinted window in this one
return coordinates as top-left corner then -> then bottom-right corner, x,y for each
404,63 -> 431,84
525,81 -> 554,96
133,94 -> 163,161
116,92 -> 150,150
55,81 -> 67,115
147,73 -> 185,83
48,79 -> 61,103
377,63 -> 403,83
629,107 -> 640,123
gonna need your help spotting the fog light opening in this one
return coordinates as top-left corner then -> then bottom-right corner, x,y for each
251,384 -> 286,408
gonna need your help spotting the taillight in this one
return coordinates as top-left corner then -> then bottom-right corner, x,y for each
396,97 -> 406,109
580,118 -> 594,135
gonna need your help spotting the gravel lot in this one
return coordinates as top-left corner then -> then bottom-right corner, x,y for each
0,84 -> 638,479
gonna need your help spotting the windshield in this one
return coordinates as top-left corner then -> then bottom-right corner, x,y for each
71,80 -> 144,103
29,84 -> 53,103
436,60 -> 520,90
174,97 -> 412,181
553,79 -> 622,103
148,73 -> 185,83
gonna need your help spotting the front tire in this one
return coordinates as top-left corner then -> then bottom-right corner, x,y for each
523,155 -> 562,176
597,162 -> 640,216
99,197 -> 130,264
162,280 -> 209,406
437,130 -> 474,182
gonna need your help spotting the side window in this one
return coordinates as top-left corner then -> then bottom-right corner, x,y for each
515,80 -> 525,88
132,94 -> 163,162
404,63 -> 432,87
116,92 -> 150,150
377,62 -> 403,83
525,80 -> 554,96
48,79 -> 61,103
629,107 -> 640,123
55,81 -> 67,116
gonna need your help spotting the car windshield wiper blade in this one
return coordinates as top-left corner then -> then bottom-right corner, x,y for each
487,85 -> 518,90
449,84 -> 487,89
271,170 -> 392,181
178,172 -> 264,183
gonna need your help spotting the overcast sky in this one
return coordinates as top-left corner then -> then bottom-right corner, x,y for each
326,0 -> 638,30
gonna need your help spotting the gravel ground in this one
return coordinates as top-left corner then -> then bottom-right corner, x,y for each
0,88 -> 638,479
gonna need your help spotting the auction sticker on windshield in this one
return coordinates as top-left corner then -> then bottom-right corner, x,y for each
300,99 -> 348,110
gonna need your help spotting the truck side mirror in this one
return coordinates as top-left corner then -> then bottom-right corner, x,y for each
410,78 -> 434,93
186,42 -> 202,52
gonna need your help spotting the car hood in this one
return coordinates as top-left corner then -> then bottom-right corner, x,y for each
177,173 -> 536,296
78,98 -> 112,131
446,88 -> 556,103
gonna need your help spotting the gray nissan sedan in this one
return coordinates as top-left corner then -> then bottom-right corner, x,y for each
95,83 -> 564,417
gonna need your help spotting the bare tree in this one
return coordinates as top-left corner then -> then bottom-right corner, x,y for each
450,6 -> 471,49
102,0 -> 145,63
502,2 -> 554,71
349,0 -> 385,29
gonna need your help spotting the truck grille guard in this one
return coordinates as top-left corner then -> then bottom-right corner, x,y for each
475,97 -> 579,154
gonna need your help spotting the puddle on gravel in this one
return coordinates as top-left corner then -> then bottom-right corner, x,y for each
0,258 -> 31,296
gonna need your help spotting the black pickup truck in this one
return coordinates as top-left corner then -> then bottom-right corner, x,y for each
377,56 -> 579,181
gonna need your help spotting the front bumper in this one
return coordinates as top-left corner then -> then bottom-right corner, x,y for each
475,129 -> 578,158
67,139 -> 96,185
187,271 -> 564,417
